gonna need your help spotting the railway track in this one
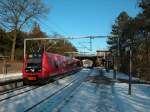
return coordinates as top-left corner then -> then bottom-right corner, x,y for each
0,76 -> 69,102
0,69 -> 92,112
0,86 -> 38,102
0,71 -> 79,101
26,69 -> 93,112
0,85 -> 28,95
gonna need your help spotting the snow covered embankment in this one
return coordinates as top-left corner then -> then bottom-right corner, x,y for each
103,69 -> 150,112
113,83 -> 150,112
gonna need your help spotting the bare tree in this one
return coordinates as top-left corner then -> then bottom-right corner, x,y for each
0,0 -> 49,61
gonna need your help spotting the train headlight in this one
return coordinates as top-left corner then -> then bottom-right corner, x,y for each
37,69 -> 42,72
31,68 -> 35,72
25,69 -> 29,72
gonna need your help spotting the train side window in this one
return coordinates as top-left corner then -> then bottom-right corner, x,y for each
49,58 -> 51,65
54,61 -> 59,68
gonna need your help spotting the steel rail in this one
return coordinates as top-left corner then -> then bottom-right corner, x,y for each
24,69 -> 93,112
0,85 -> 28,95
0,70 -> 80,102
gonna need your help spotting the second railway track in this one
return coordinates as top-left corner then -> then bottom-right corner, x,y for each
27,69 -> 94,112
0,69 -> 92,112
0,71 -> 79,101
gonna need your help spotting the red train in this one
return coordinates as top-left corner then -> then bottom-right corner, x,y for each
22,51 -> 81,84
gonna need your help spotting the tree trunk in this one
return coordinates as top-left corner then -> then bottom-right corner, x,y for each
11,30 -> 17,61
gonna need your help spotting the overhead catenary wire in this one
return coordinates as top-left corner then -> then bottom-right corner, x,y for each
37,18 -> 68,36
28,19 -> 112,57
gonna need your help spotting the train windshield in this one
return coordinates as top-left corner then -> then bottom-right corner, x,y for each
27,58 -> 42,67
27,54 -> 42,67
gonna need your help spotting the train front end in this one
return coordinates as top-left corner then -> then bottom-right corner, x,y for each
22,53 -> 46,84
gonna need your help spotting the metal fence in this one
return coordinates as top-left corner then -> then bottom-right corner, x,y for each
0,59 -> 22,75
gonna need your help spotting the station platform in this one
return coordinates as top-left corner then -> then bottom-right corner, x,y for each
0,73 -> 22,83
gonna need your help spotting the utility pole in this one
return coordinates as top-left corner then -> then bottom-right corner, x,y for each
128,44 -> 132,95
113,55 -> 117,79
125,39 -> 132,95
117,37 -> 120,73
90,37 -> 92,51
112,36 -> 119,80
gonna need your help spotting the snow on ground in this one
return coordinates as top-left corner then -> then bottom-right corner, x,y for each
88,68 -> 100,76
0,68 -> 149,112
0,73 -> 22,82
114,83 -> 150,112
56,68 -> 150,112
59,82 -> 119,112
103,69 -> 139,81
0,69 -> 90,112
28,69 -> 91,112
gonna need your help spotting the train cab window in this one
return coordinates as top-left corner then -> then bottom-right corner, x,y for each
27,58 -> 42,67
27,53 -> 42,67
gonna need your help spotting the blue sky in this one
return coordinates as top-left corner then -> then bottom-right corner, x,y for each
40,0 -> 140,53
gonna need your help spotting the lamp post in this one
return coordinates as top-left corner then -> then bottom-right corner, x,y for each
112,50 -> 117,79
129,44 -> 132,95
116,37 -> 120,79
125,39 -> 132,95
